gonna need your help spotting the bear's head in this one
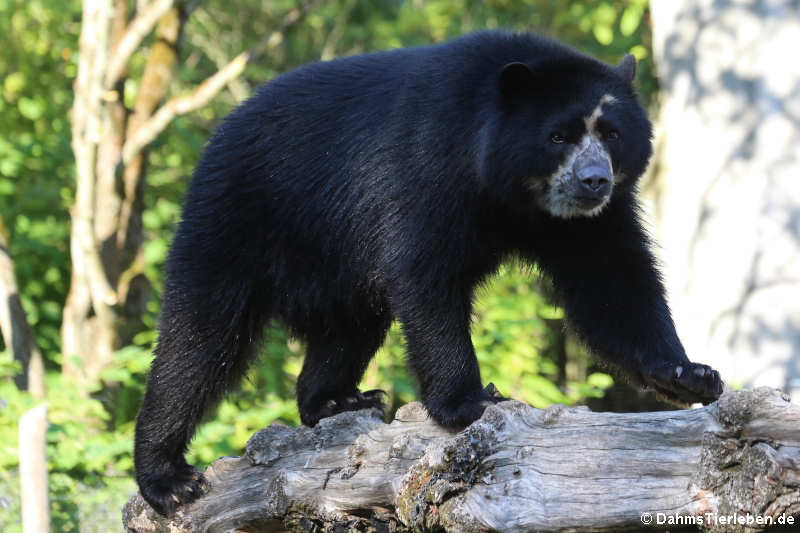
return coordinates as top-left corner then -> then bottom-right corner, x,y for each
478,52 -> 652,220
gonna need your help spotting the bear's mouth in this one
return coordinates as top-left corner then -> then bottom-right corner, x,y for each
538,185 -> 612,219
573,194 -> 611,217
574,194 -> 609,210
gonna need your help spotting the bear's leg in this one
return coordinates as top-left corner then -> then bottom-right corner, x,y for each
134,284 -> 263,517
398,290 -> 504,428
533,192 -> 723,405
297,315 -> 391,426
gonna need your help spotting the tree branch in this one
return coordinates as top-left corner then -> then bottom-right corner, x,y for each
105,0 -> 175,87
123,388 -> 800,532
120,0 -> 323,166
120,52 -> 247,165
189,24 -> 250,102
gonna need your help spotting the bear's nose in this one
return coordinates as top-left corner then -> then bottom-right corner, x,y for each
578,165 -> 611,194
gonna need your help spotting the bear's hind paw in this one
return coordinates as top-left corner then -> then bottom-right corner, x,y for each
139,463 -> 207,517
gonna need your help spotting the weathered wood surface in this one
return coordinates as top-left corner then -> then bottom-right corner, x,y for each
122,388 -> 800,532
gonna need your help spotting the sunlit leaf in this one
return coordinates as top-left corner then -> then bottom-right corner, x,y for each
18,97 -> 44,120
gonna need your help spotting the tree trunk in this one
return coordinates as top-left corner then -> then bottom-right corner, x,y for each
122,388 -> 800,532
0,216 -> 45,397
19,404 -> 49,533
63,0 -> 184,383
64,0 -> 120,382
649,1 -> 800,398
62,0 -> 316,387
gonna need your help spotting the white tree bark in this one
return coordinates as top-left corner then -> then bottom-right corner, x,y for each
64,0 -> 118,382
122,388 -> 800,532
650,1 -> 800,398
19,404 -> 49,533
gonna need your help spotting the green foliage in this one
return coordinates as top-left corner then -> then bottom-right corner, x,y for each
473,266 -> 611,406
0,0 -> 79,358
0,0 -> 654,529
0,350 -> 140,532
188,325 -> 303,465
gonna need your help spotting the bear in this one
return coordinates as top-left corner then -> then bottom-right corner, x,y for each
134,30 -> 723,517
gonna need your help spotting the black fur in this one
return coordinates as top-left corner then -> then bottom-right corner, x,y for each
135,31 -> 723,516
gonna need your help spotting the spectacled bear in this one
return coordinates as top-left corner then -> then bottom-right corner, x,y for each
134,30 -> 723,516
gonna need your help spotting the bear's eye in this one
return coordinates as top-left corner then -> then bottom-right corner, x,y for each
549,132 -> 566,144
605,129 -> 620,141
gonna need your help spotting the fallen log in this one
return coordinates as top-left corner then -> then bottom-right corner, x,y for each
122,387 -> 800,532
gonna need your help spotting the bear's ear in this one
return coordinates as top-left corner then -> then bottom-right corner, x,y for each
499,62 -> 535,97
617,54 -> 637,83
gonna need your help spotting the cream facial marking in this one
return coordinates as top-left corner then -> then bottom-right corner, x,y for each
584,94 -> 617,136
527,93 -> 619,219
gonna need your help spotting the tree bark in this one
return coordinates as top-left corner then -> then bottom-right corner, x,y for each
649,0 -> 800,398
122,388 -> 800,532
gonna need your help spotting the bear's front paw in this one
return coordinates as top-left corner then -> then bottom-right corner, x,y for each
138,461 -> 207,517
425,383 -> 507,429
643,361 -> 724,406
